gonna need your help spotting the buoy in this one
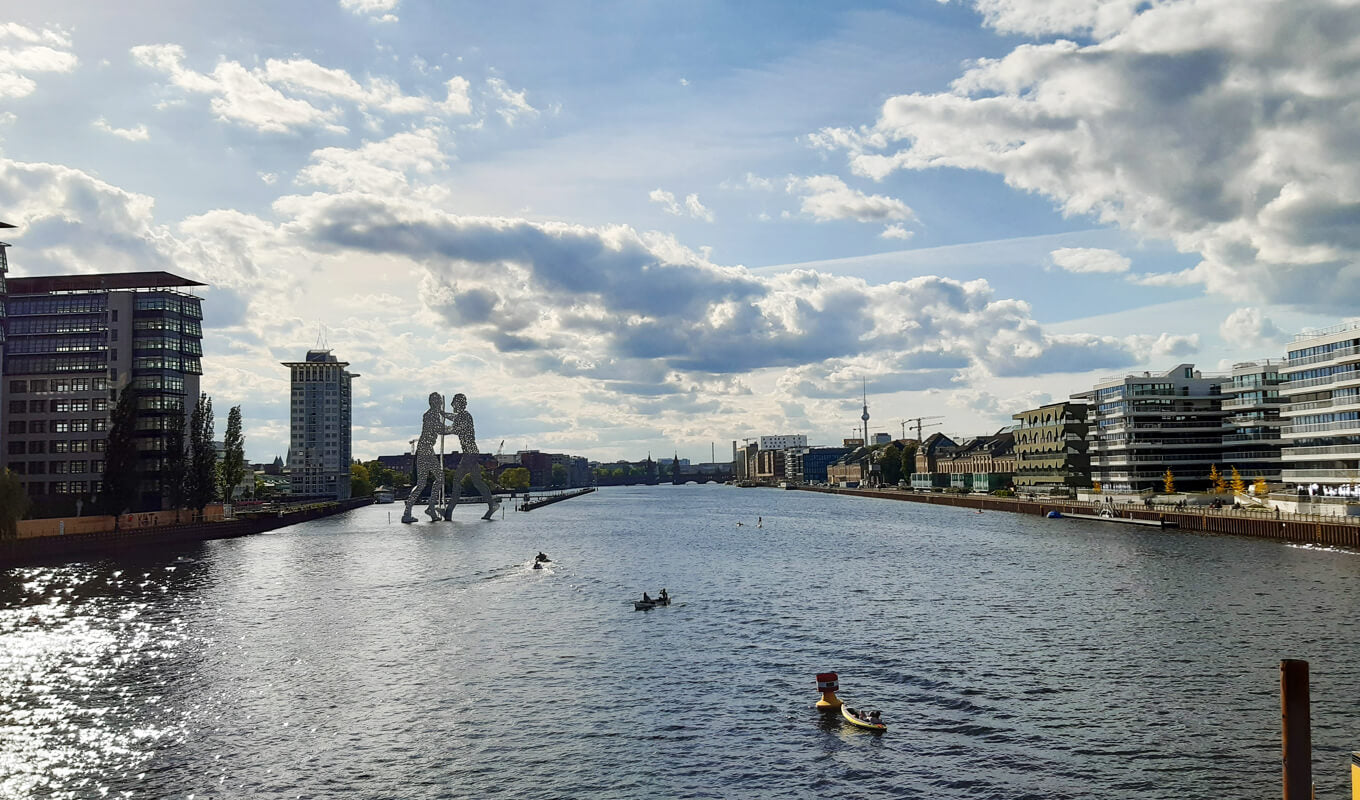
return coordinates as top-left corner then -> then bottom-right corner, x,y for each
815,671 -> 843,710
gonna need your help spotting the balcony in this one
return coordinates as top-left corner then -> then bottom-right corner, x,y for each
1282,419 -> 1360,437
1219,450 -> 1282,462
1281,372 -> 1360,393
1281,443 -> 1360,460
1222,432 -> 1282,444
1284,341 -> 1360,369
1282,468 -> 1360,481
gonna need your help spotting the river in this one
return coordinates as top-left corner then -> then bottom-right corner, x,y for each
3,485 -> 1359,799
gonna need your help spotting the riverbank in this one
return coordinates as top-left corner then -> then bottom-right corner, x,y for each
0,497 -> 373,567
798,486 -> 1360,549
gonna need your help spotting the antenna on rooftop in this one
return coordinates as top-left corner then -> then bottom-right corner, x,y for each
315,324 -> 329,350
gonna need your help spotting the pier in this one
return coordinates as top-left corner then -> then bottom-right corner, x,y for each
517,486 -> 596,511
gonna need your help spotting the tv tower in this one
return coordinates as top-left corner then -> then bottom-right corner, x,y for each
860,378 -> 870,444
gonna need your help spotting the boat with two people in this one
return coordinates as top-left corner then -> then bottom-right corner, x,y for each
633,588 -> 671,610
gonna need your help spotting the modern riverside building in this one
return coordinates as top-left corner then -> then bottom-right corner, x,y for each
1073,364 -> 1228,494
758,434 -> 806,450
1,271 -> 205,513
1011,401 -> 1090,493
1279,320 -> 1360,496
785,446 -> 849,484
1219,360 -> 1284,484
283,349 -> 357,500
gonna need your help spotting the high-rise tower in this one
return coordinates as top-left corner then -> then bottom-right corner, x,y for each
282,349 -> 358,499
860,379 -> 870,445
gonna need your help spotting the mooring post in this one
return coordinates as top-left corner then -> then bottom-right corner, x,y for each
1280,659 -> 1313,799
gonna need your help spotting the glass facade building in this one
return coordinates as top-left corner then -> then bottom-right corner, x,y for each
283,350 -> 356,500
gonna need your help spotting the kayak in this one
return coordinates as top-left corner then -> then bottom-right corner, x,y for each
841,705 -> 887,732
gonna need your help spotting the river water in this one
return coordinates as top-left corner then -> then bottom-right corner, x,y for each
3,485 -> 1360,799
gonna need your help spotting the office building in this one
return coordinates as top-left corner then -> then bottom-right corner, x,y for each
1072,364 -> 1227,493
283,349 -> 357,499
1,271 -> 205,513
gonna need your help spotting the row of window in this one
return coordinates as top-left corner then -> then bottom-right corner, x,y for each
132,375 -> 186,393
12,480 -> 98,496
8,377 -> 112,394
133,336 -> 203,355
7,398 -> 110,414
7,295 -> 108,315
6,314 -> 107,335
134,294 -> 203,318
1290,363 -> 1360,383
5,460 -> 103,475
3,334 -> 108,355
6,440 -> 108,455
5,355 -> 108,374
132,355 -> 202,374
133,317 -> 202,336
7,419 -> 109,434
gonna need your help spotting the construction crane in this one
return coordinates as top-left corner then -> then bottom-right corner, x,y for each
899,416 -> 945,442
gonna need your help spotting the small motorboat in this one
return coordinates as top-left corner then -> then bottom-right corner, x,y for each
633,592 -> 672,610
841,705 -> 887,732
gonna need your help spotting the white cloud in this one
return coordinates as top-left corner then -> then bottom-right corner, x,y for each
297,128 -> 449,194
880,224 -> 913,240
92,116 -> 150,142
786,174 -> 914,223
1050,247 -> 1130,274
815,0 -> 1360,314
486,77 -> 537,125
132,45 -> 476,134
649,189 -> 714,222
1219,307 -> 1286,348
0,23 -> 77,99
439,76 -> 472,115
340,0 -> 399,21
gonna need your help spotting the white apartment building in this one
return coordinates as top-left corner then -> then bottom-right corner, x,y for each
1279,320 -> 1360,495
283,349 -> 357,500
759,434 -> 807,450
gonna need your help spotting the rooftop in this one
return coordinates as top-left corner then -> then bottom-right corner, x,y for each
7,271 -> 206,294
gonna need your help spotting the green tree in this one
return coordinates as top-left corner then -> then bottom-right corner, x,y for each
1230,466 -> 1246,495
1163,468 -> 1175,494
186,393 -> 217,511
163,404 -> 188,508
879,446 -> 902,485
899,443 -> 918,477
551,464 -> 567,487
0,469 -> 30,539
219,405 -> 245,503
100,385 -> 140,516
500,467 -> 530,490
350,462 -> 374,497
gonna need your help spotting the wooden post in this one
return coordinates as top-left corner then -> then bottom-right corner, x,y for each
1281,659 -> 1312,799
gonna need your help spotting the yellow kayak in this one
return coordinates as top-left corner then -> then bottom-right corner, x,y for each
841,705 -> 887,732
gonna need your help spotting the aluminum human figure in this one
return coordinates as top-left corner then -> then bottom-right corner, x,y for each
401,392 -> 447,523
442,393 -> 499,520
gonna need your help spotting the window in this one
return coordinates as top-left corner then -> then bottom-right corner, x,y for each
6,442 -> 23,455
52,441 -> 69,453
70,461 -> 87,474
51,462 -> 68,474
28,441 -> 44,454
28,462 -> 46,475
7,421 -> 23,434
29,380 -> 46,392
8,401 -> 24,414
51,481 -> 68,494
7,463 -> 24,475
28,400 -> 44,413
91,461 -> 103,474
92,440 -> 107,452
92,419 -> 107,432
69,440 -> 88,453
8,380 -> 26,394
69,481 -> 87,494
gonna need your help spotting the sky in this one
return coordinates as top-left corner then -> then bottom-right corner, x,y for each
1,0 -> 1356,464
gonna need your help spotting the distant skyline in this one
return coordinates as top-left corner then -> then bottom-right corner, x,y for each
0,1 -> 1353,463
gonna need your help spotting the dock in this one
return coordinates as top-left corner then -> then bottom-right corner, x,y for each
1063,512 -> 1178,529
517,487 -> 596,512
